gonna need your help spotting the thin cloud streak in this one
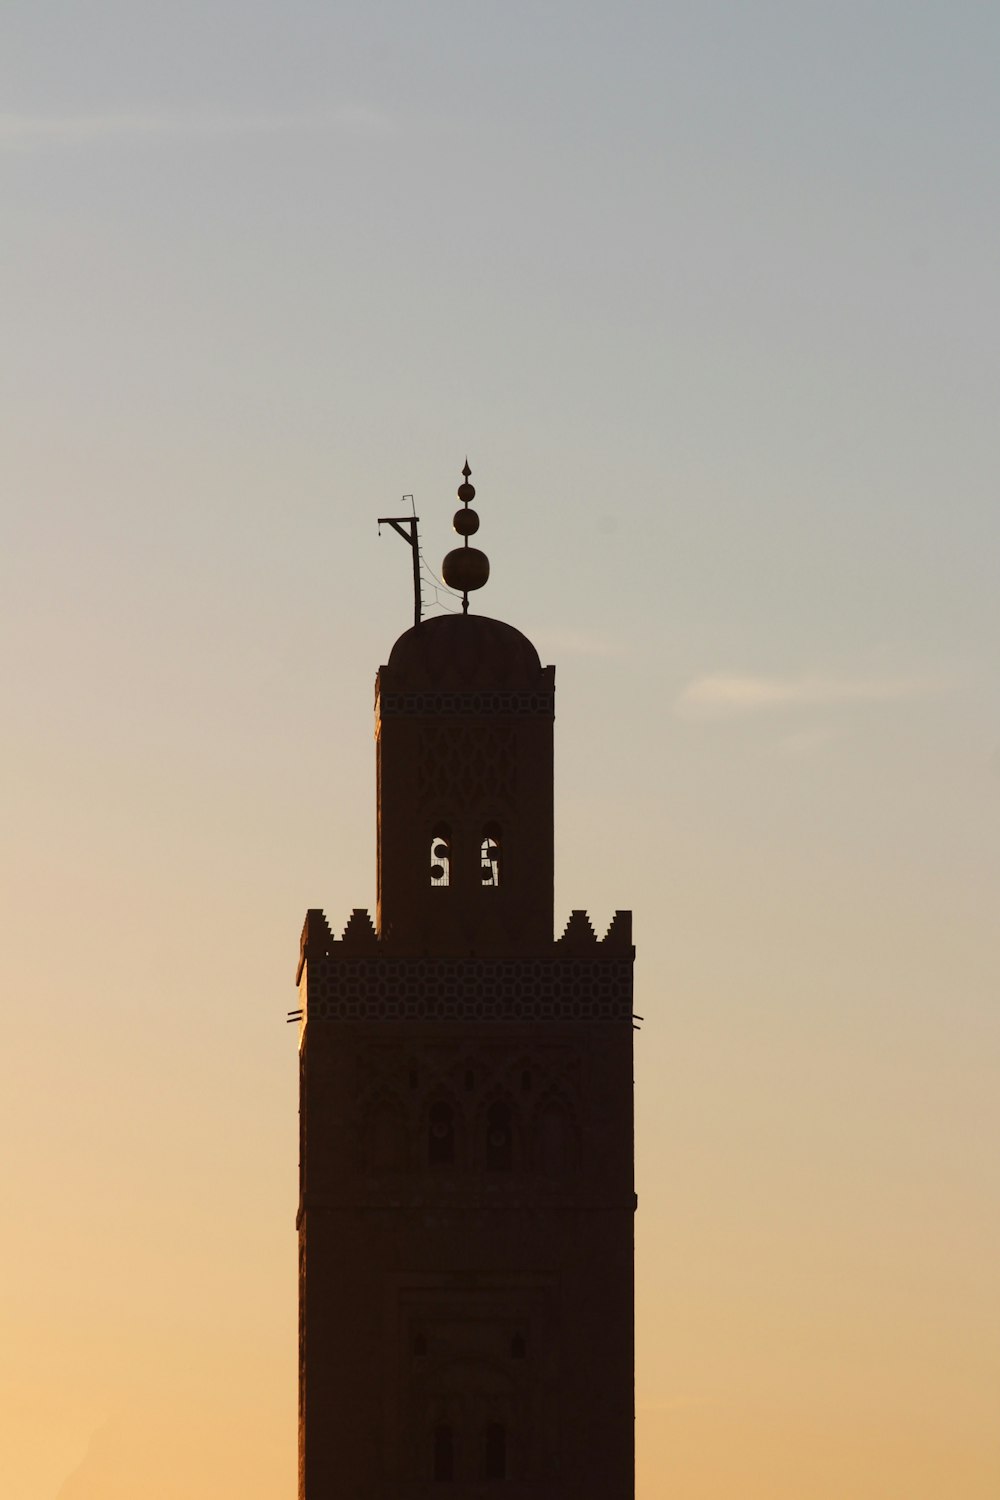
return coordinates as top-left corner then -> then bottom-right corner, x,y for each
675,673 -> 940,719
0,106 -> 393,148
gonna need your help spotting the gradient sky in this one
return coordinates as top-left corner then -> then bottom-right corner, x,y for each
3,3 -> 999,1496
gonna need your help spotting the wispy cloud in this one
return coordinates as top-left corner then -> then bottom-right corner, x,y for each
0,106 -> 394,148
675,672 -> 939,720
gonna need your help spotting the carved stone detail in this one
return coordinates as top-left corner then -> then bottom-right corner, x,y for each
351,1040 -> 584,1181
418,724 -> 516,810
379,690 -> 554,718
305,956 -> 632,1023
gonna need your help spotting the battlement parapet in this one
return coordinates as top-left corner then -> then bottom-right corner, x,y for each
296,906 -> 635,1022
299,905 -> 633,983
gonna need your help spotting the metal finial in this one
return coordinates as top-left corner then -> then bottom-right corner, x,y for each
442,459 -> 489,612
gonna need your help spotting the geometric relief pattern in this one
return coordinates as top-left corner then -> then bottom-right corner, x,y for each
396,1279 -> 557,1484
356,1039 -> 582,1099
305,957 -> 633,1024
352,1041 -> 583,1178
534,1098 -> 580,1176
418,725 -> 516,810
380,690 -> 553,718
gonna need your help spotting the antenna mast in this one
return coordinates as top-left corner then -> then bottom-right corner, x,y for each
377,497 -> 421,628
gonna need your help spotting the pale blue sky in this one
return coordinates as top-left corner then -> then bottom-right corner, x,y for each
2,4 -> 999,1497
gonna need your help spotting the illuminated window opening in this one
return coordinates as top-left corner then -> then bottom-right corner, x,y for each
430,825 -> 451,887
480,823 -> 501,888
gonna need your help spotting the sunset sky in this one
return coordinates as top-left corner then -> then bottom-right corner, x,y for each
3,3 -> 999,1496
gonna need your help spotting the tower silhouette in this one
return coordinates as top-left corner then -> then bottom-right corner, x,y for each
295,467 -> 635,1495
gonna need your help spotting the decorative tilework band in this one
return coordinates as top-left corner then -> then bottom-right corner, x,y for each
304,957 -> 633,1023
378,691 -> 554,718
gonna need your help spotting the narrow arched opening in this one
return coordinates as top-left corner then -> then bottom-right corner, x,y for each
433,1423 -> 455,1481
366,1098 -> 406,1174
486,1101 -> 513,1171
479,822 -> 501,888
538,1101 -> 578,1176
428,1100 -> 456,1168
430,824 -> 451,887
483,1421 -> 507,1480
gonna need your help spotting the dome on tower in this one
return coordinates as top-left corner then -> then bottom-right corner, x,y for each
382,613 -> 543,691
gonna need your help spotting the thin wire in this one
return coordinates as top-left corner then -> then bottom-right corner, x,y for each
417,544 -> 463,616
390,492 -> 464,617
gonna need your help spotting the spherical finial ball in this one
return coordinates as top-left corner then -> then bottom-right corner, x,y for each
453,507 -> 480,536
457,481 -> 475,504
442,546 -> 490,593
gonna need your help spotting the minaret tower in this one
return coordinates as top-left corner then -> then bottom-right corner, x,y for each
295,465 -> 636,1496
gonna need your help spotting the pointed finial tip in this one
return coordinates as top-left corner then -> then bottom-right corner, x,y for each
443,457 -> 488,603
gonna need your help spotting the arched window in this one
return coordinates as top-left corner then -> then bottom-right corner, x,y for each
538,1102 -> 577,1176
433,1423 -> 454,1481
483,1421 -> 507,1480
480,823 -> 501,888
486,1102 -> 512,1171
428,1101 -> 455,1167
367,1100 -> 406,1174
430,825 -> 451,887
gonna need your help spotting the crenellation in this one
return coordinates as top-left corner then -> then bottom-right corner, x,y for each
296,907 -> 335,983
556,908 -> 598,949
602,909 -> 634,951
297,906 -> 634,971
340,907 -> 379,948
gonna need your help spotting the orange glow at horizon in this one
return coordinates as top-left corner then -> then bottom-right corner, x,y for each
4,2 -> 1000,1496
